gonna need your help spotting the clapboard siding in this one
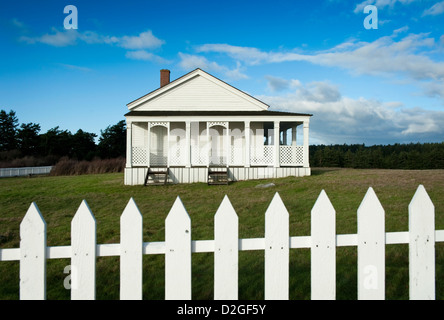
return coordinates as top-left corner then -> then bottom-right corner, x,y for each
125,166 -> 311,185
134,75 -> 265,112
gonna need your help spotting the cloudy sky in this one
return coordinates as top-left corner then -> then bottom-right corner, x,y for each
1,0 -> 443,145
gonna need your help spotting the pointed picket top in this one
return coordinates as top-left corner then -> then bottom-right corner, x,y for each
312,189 -> 335,220
72,200 -> 96,225
265,192 -> 288,221
21,202 -> 46,230
215,195 -> 237,221
358,187 -> 384,218
409,185 -> 434,223
21,202 -> 46,243
71,200 -> 96,300
357,187 -> 385,300
20,202 -> 47,300
265,192 -> 289,300
121,197 -> 142,221
214,195 -> 238,300
120,197 -> 143,300
409,184 -> 435,300
311,190 -> 336,300
166,196 -> 190,224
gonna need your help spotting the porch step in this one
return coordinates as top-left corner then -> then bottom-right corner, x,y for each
208,166 -> 229,185
144,167 -> 169,186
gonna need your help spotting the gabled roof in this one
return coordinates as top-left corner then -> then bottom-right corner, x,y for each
126,68 -> 270,112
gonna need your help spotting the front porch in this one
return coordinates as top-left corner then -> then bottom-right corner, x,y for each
124,117 -> 310,185
127,120 -> 309,168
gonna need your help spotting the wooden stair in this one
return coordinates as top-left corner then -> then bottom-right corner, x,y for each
144,166 -> 169,186
208,166 -> 229,185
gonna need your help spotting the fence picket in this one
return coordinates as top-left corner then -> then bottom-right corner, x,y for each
409,184 -> 435,300
71,200 -> 96,300
265,192 -> 289,300
120,198 -> 143,300
214,195 -> 238,300
165,196 -> 191,300
311,190 -> 336,300
20,202 -> 46,300
357,187 -> 385,300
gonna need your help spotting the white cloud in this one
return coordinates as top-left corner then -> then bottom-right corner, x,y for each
10,18 -> 27,30
178,53 -> 248,80
58,63 -> 92,72
353,0 -> 418,14
20,28 -> 164,50
20,28 -> 79,47
19,28 -> 167,63
196,32 -> 444,102
257,80 -> 444,144
422,1 -> 444,16
118,30 -> 164,50
125,50 -> 171,64
265,75 -> 294,92
197,44 -> 269,65
178,53 -> 225,72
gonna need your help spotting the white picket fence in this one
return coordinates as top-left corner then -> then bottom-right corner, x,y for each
0,184 -> 441,300
0,166 -> 53,178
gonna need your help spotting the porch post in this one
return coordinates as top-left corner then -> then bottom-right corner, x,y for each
291,125 -> 297,146
303,120 -> 309,167
274,121 -> 280,168
226,123 -> 230,168
167,122 -> 170,167
147,122 -> 151,167
282,127 -> 287,145
206,122 -> 210,167
126,121 -> 132,168
185,121 -> 191,168
244,121 -> 250,167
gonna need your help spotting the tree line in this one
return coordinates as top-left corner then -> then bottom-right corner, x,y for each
0,109 -> 126,168
309,143 -> 444,169
2,108 -> 443,170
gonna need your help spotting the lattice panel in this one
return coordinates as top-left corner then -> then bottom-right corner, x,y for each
230,146 -> 244,165
280,146 -> 304,165
150,149 -> 168,166
132,147 -> 147,166
169,144 -> 186,166
250,146 -> 274,165
191,146 -> 208,166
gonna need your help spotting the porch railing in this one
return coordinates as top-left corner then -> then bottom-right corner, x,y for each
132,145 -> 305,167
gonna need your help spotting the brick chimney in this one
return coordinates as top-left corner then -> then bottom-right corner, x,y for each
160,69 -> 170,87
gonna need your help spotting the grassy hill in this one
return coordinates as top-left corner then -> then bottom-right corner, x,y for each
0,168 -> 443,299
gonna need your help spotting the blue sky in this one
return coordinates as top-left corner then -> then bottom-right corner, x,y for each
1,0 -> 443,145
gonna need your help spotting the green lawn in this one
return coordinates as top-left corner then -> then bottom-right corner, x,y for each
0,168 -> 443,299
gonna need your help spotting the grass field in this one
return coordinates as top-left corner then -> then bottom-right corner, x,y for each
0,168 -> 443,300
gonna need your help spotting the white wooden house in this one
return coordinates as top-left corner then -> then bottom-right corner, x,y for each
124,68 -> 312,185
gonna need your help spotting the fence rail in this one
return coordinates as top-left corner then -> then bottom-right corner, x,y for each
0,184 -> 440,300
0,166 -> 53,178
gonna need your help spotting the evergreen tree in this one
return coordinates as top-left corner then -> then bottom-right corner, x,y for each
98,120 -> 126,159
17,122 -> 41,156
0,109 -> 19,151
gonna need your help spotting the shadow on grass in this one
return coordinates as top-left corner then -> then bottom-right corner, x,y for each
310,167 -> 343,176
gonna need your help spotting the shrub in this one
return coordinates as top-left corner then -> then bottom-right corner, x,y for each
50,157 -> 125,176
